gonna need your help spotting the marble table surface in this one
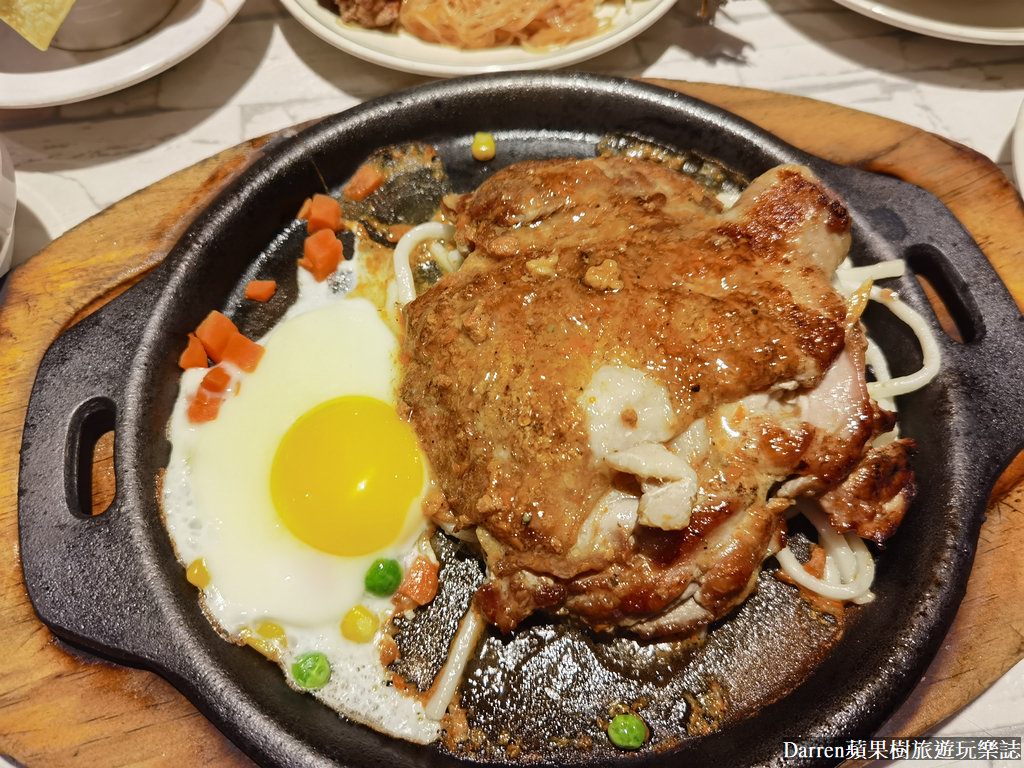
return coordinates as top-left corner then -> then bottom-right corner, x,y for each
0,0 -> 1022,764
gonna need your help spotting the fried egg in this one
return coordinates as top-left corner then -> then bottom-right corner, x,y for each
162,270 -> 441,742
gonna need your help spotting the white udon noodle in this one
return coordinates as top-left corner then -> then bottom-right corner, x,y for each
391,227 -> 939,707
393,222 -> 459,306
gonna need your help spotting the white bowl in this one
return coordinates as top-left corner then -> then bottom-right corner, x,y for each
0,139 -> 15,279
52,0 -> 179,51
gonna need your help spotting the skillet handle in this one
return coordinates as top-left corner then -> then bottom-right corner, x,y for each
18,276 -> 172,664
826,164 -> 1024,489
898,183 -> 1024,486
942,306 -> 1024,496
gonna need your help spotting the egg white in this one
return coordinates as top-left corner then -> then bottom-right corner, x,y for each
162,285 -> 441,742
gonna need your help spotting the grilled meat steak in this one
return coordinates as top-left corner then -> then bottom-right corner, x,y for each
399,156 -> 915,637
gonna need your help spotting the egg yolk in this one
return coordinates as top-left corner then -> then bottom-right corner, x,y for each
270,396 -> 423,557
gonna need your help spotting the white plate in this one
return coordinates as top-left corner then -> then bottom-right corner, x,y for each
0,0 -> 245,109
0,138 -> 14,278
1014,99 -> 1024,192
279,0 -> 679,77
832,0 -> 1024,45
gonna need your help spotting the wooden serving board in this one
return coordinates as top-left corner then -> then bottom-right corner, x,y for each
1,81 -> 1022,767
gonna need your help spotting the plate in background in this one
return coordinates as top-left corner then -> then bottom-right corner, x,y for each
1014,100 -> 1024,192
832,0 -> 1024,44
0,0 -> 245,108
279,0 -> 678,76
0,139 -> 15,279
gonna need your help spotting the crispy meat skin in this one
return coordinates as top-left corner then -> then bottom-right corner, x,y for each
399,156 -> 911,636
818,440 -> 916,545
334,0 -> 400,28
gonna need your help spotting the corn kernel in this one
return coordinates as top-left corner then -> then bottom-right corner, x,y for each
341,605 -> 379,643
186,558 -> 210,589
256,621 -> 287,643
472,132 -> 496,162
240,625 -> 285,660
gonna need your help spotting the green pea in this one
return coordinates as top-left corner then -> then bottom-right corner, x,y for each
607,713 -> 648,750
291,651 -> 331,690
364,558 -> 402,596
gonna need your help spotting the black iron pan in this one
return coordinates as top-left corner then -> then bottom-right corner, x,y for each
18,73 -> 1024,768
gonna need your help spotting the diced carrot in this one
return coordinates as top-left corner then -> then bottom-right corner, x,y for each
221,333 -> 265,374
245,280 -> 277,302
305,193 -> 342,234
398,557 -> 439,606
199,365 -> 232,394
296,197 -> 312,220
178,333 -> 208,370
378,635 -> 400,666
195,311 -> 239,364
187,387 -> 221,424
299,228 -> 344,282
342,163 -> 385,202
803,544 -> 827,578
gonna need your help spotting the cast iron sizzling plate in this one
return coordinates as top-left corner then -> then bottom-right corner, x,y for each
18,73 -> 1024,767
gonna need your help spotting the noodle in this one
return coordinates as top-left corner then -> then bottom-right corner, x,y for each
425,606 -> 485,720
398,0 -> 607,50
777,505 -> 876,604
393,221 -> 456,306
831,258 -> 940,399
865,286 -> 941,399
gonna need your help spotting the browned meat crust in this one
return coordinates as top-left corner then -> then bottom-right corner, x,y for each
818,439 -> 916,545
399,156 -> 909,637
